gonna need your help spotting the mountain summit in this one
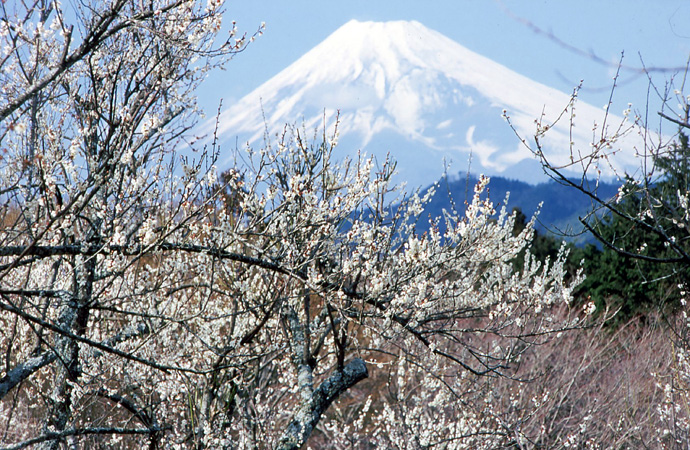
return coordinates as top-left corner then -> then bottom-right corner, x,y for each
209,20 -> 638,188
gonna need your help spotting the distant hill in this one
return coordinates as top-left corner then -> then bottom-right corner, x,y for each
417,173 -> 619,242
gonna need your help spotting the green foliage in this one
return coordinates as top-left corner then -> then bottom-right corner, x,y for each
575,226 -> 678,322
576,130 -> 690,322
510,207 -> 582,279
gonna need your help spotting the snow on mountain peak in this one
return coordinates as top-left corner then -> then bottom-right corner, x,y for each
208,19 -> 640,188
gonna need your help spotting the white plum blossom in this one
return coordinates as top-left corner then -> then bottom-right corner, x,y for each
0,1 -> 590,449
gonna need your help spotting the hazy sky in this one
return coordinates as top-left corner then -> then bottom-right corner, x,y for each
197,0 -> 690,123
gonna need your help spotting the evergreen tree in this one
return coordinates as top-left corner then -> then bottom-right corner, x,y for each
578,130 -> 690,320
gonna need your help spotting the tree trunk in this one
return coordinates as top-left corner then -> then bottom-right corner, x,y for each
275,358 -> 368,450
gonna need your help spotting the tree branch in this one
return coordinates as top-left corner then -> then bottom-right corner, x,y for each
0,321 -> 150,401
658,111 -> 690,129
0,351 -> 56,400
580,217 -> 687,263
275,358 -> 368,450
0,242 -> 295,277
0,300 -> 205,375
0,426 -> 165,450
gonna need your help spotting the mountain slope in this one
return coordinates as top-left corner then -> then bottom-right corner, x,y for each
208,20 -> 640,188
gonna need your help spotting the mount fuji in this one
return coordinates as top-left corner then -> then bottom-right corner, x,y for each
207,20 -> 641,189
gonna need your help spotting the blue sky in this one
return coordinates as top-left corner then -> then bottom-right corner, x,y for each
198,1 -> 690,137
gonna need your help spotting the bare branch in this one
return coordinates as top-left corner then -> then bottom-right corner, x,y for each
0,426 -> 165,450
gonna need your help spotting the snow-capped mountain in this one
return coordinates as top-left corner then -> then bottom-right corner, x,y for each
207,20 -> 641,188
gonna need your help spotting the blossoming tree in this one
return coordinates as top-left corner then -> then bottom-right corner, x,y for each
0,1 -> 583,448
